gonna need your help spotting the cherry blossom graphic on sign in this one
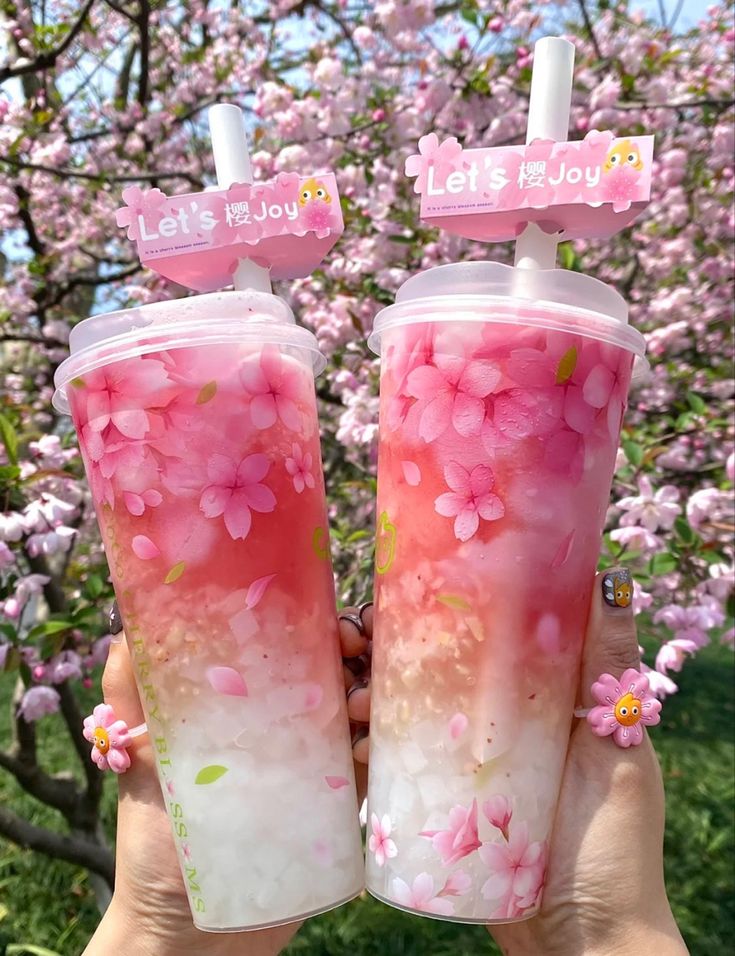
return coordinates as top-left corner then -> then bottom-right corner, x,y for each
199,453 -> 276,541
368,812 -> 398,867
587,668 -> 662,747
391,873 -> 455,916
285,444 -> 315,493
479,821 -> 546,917
206,666 -> 248,697
601,163 -> 641,213
405,133 -> 463,195
240,346 -> 302,431
435,462 -> 504,542
406,355 -> 501,442
420,797 -> 482,866
115,185 -> 167,240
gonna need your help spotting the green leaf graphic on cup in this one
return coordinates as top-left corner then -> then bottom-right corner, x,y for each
375,510 -> 396,575
312,526 -> 330,560
555,346 -> 578,384
195,765 -> 229,785
196,380 -> 218,404
164,561 -> 186,584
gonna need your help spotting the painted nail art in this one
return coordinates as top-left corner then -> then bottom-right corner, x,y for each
351,726 -> 369,748
602,568 -> 633,609
109,601 -> 123,636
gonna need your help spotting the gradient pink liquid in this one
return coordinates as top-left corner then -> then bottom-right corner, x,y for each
366,317 -> 633,922
68,342 -> 363,930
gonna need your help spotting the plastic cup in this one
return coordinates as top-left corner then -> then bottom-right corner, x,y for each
364,261 -> 646,923
53,291 -> 364,932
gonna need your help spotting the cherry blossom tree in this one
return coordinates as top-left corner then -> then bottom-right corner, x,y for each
0,0 -> 732,902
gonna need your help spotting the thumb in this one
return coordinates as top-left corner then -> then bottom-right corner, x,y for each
579,568 -> 639,710
100,615 -> 157,797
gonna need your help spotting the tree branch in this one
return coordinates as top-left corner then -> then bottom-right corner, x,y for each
0,0 -> 96,83
0,805 -> 114,885
577,0 -> 603,61
1,156 -> 203,187
57,681 -> 103,807
136,0 -> 151,106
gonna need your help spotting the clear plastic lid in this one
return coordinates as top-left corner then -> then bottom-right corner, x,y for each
53,290 -> 325,414
369,261 -> 646,362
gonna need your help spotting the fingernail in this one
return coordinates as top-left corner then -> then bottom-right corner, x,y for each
109,602 -> 124,642
602,568 -> 633,610
339,611 -> 364,636
351,726 -> 369,748
358,601 -> 373,623
347,678 -> 369,701
343,654 -> 370,677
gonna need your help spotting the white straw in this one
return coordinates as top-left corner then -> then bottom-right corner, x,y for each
513,37 -> 575,271
208,103 -> 271,293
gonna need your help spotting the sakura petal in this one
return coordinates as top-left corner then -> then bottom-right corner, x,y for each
124,492 -> 145,516
435,492 -> 464,518
111,406 -> 148,440
276,396 -> 301,431
583,364 -> 615,408
243,483 -> 276,513
206,666 -> 248,697
142,489 -> 163,507
304,684 -> 323,710
206,454 -> 238,485
470,464 -> 495,496
200,485 -> 231,518
223,498 -> 252,540
325,775 -> 350,790
448,712 -> 468,739
250,393 -> 278,429
246,573 -> 277,609
452,392 -> 485,437
406,364 -> 445,400
477,495 -> 504,521
564,386 -> 596,434
132,535 -> 161,560
551,530 -> 575,568
444,461 -> 471,495
237,453 -> 270,485
458,360 -> 501,397
454,508 -> 479,542
401,461 -> 422,486
418,393 -> 452,443
106,747 -> 131,773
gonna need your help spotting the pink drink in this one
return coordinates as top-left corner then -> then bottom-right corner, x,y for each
365,263 -> 644,923
54,293 -> 363,931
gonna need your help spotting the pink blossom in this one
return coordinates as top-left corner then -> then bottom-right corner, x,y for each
438,870 -> 472,897
124,489 -> 163,516
83,703 -> 132,773
368,813 -> 397,867
48,650 -> 82,684
405,133 -> 463,194
641,662 -> 679,698
199,453 -> 276,541
653,603 -> 722,648
482,795 -> 512,839
285,443 -> 315,493
76,357 -> 170,439
655,639 -> 699,674
420,798 -> 482,866
617,475 -> 681,532
479,822 -> 546,912
435,462 -> 504,542
391,872 -> 455,916
609,524 -> 663,553
19,685 -> 61,721
0,541 -> 13,570
240,347 -> 301,431
405,355 -> 500,442
587,668 -> 662,747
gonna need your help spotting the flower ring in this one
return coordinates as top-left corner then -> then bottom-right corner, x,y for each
584,668 -> 662,748
82,703 -> 147,773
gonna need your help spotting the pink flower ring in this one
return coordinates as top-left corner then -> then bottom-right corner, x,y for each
82,702 -> 147,774
583,668 -> 662,748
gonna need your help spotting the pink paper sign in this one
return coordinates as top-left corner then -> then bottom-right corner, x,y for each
116,173 -> 343,292
405,130 -> 654,241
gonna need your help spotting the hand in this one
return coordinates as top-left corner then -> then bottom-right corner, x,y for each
488,571 -> 687,956
85,604 -> 374,956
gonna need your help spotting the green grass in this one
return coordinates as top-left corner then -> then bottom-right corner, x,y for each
0,646 -> 732,956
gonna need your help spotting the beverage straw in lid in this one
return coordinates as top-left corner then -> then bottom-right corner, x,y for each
513,36 -> 575,272
208,102 -> 272,293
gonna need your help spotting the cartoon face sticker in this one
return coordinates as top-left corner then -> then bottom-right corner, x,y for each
299,178 -> 332,205
602,569 -> 633,608
604,139 -> 644,173
614,691 -> 642,727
